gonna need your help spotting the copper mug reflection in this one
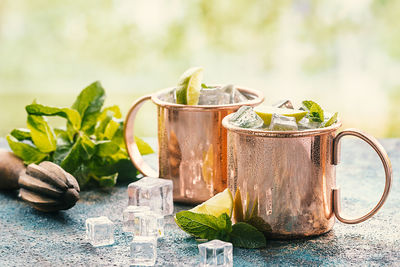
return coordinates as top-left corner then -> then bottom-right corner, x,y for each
222,116 -> 392,239
124,87 -> 264,204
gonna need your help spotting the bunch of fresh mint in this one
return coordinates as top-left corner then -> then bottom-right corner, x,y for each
175,211 -> 266,249
302,100 -> 338,127
7,81 -> 153,189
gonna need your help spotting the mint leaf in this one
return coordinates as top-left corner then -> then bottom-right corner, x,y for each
95,141 -> 120,157
135,136 -> 154,155
175,211 -> 230,240
302,100 -> 316,111
112,158 -> 138,184
26,104 -> 81,131
7,81 -> 152,190
93,173 -> 118,187
60,135 -> 95,173
324,112 -> 338,127
10,128 -> 32,141
217,213 -> 232,232
245,215 -> 272,234
72,81 -> 105,133
309,103 -> 324,122
27,115 -> 57,153
95,111 -> 114,139
230,222 -> 266,248
104,119 -> 120,140
6,135 -> 48,164
98,105 -> 122,120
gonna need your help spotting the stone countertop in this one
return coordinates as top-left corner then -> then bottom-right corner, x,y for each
0,138 -> 399,266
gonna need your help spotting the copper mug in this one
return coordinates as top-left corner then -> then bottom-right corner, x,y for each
222,116 -> 392,239
124,87 -> 264,204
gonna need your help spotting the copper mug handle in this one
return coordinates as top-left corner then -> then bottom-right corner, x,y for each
332,128 -> 392,224
123,95 -> 158,177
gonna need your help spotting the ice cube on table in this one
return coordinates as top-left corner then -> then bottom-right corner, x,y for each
198,87 -> 231,105
123,206 -> 151,233
269,114 -> 298,131
228,106 -> 264,128
198,239 -> 233,267
85,216 -> 114,247
130,236 -> 157,266
273,99 -> 294,109
128,177 -> 173,216
139,211 -> 165,238
297,117 -> 321,130
123,207 -> 164,238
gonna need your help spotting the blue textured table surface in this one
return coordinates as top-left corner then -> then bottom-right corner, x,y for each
0,138 -> 399,266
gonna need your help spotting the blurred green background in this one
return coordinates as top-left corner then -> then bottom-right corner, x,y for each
0,0 -> 399,138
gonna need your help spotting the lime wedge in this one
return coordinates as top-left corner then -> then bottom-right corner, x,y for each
190,188 -> 233,217
175,67 -> 203,105
254,106 -> 307,126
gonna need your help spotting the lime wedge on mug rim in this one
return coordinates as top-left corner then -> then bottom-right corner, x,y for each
175,67 -> 203,105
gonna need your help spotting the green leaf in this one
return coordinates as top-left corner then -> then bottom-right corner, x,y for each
60,135 -> 95,173
53,144 -> 72,165
71,164 -> 91,188
175,211 -> 227,240
217,213 -> 232,233
27,115 -> 57,153
302,100 -> 316,111
245,216 -> 272,234
26,104 -> 81,131
113,158 -> 138,184
99,105 -> 122,120
201,83 -> 213,89
324,112 -> 338,127
6,135 -> 48,164
135,136 -> 154,155
302,100 -> 325,123
94,173 -> 118,187
104,119 -> 120,140
111,121 -> 125,147
10,128 -> 31,141
72,81 -> 105,133
54,128 -> 71,145
95,141 -> 120,157
230,222 -> 266,248
309,103 -> 324,123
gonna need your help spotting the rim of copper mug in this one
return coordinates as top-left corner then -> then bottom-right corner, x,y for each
222,113 -> 342,138
150,85 -> 264,111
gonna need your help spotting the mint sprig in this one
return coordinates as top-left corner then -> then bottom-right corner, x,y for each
6,81 -> 154,189
302,100 -> 324,123
302,100 -> 338,126
175,211 -> 266,249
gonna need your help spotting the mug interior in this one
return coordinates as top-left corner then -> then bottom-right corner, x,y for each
151,86 -> 264,110
222,113 -> 342,138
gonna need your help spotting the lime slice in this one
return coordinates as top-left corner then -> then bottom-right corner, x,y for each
190,188 -> 233,217
254,106 -> 307,126
175,67 -> 203,105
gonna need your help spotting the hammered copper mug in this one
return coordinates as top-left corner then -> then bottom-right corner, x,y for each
124,87 -> 264,204
222,116 -> 392,239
